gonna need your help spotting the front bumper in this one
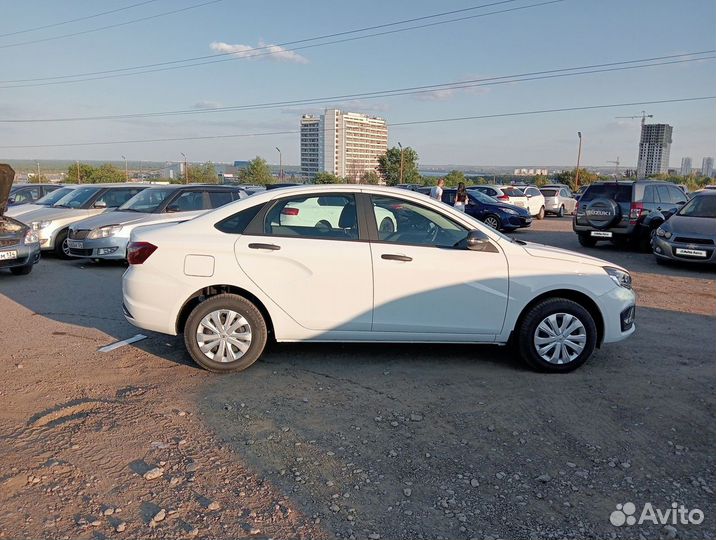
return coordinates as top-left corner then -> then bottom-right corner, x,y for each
0,243 -> 41,269
652,236 -> 716,264
504,214 -> 532,229
597,285 -> 637,344
67,235 -> 128,260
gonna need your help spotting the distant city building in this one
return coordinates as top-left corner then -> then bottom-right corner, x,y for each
680,157 -> 692,176
636,123 -> 673,177
300,109 -> 388,180
514,168 -> 548,176
702,157 -> 714,178
160,162 -> 184,180
233,160 -> 250,170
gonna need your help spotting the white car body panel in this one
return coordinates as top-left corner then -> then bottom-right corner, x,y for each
122,185 -> 635,351
19,206 -> 109,249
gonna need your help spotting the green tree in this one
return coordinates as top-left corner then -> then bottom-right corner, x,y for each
179,162 -> 218,184
534,174 -> 549,187
90,163 -> 125,183
377,146 -> 420,186
313,172 -> 345,184
554,168 -> 600,191
66,163 -> 96,184
444,170 -> 466,187
237,157 -> 273,185
29,173 -> 49,184
359,170 -> 380,185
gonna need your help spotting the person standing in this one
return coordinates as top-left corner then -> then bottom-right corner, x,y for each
454,182 -> 468,212
430,178 -> 445,202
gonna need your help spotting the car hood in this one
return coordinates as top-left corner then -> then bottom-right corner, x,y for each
72,209 -> 207,231
520,241 -> 620,269
0,164 -> 14,217
3,203 -> 42,218
20,206 -> 91,224
666,214 -> 716,237
0,215 -> 28,238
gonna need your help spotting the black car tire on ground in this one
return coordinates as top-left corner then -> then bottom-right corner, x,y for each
483,214 -> 501,230
517,297 -> 597,373
9,263 -> 33,275
184,293 -> 268,373
577,233 -> 597,247
537,206 -> 545,220
557,205 -> 565,218
54,229 -> 71,259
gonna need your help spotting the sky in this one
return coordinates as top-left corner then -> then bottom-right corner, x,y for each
0,0 -> 714,168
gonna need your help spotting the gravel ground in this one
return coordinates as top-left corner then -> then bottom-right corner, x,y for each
0,216 -> 713,540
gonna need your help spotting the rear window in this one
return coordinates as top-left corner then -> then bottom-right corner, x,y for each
580,183 -> 632,203
540,189 -> 558,197
502,187 -> 525,197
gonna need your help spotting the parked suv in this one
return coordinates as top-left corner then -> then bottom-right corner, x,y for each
573,180 -> 688,250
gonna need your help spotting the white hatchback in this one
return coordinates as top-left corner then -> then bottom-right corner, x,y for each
122,186 -> 636,373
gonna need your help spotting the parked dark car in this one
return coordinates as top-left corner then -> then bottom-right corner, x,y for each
1,165 -> 41,275
441,188 -> 532,231
652,190 -> 716,265
573,180 -> 688,250
8,183 -> 63,206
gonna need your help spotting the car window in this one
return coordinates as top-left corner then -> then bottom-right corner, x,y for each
580,184 -> 632,203
95,188 -> 144,208
35,187 -> 73,205
170,191 -> 207,212
474,186 -> 496,196
54,186 -> 103,208
656,185 -> 672,205
120,188 -> 174,212
371,195 -> 468,247
560,189 -> 570,197
12,187 -> 41,203
525,187 -> 539,196
677,195 -> 716,218
643,185 -> 659,204
669,186 -> 688,205
208,190 -> 235,208
215,203 -> 265,234
540,189 -> 557,197
264,194 -> 359,241
502,187 -> 524,197
441,190 -> 456,205
467,190 -> 496,204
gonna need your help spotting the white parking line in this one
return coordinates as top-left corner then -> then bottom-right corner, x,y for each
98,334 -> 147,353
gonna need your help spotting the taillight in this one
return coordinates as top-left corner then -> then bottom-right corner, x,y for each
127,242 -> 157,265
629,202 -> 644,223
497,195 -> 510,201
281,207 -> 299,216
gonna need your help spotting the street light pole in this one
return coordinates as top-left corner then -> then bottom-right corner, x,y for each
181,152 -> 188,184
574,132 -> 582,189
398,142 -> 404,185
275,147 -> 283,181
121,155 -> 128,182
76,160 -> 81,184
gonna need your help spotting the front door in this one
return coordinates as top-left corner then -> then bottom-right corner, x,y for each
367,194 -> 509,336
236,193 -> 374,332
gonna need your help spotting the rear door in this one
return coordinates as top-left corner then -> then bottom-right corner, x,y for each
235,192 -> 374,331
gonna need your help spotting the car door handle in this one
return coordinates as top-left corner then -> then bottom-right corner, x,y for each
248,243 -> 281,251
381,254 -> 412,262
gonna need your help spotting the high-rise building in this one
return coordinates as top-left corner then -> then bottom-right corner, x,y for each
636,123 -> 673,177
680,157 -> 692,176
300,109 -> 388,180
702,157 -> 714,178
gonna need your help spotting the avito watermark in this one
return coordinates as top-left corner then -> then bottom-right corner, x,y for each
610,502 -> 704,527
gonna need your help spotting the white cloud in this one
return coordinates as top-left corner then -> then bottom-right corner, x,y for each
210,40 -> 308,64
413,76 -> 491,102
192,100 -> 222,110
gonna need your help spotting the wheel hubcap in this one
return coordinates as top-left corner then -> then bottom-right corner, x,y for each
485,217 -> 498,229
533,312 -> 587,365
196,309 -> 252,363
62,239 -> 71,256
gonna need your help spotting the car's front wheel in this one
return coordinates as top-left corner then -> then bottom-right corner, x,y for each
517,298 -> 597,373
184,294 -> 268,373
54,229 -> 71,259
483,214 -> 501,230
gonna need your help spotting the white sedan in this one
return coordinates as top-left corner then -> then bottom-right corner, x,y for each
122,186 -> 636,374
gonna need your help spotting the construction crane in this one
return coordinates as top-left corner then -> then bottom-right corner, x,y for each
607,156 -> 620,180
615,110 -> 654,128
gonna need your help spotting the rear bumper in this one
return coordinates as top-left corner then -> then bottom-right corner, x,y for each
122,265 -> 185,335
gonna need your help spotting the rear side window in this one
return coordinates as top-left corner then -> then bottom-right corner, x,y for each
524,187 -> 540,196
96,188 -> 144,208
643,185 -> 659,203
170,191 -> 206,211
580,184 -> 632,203
215,204 -> 264,234
208,191 -> 234,208
656,185 -> 672,204
502,187 -> 524,197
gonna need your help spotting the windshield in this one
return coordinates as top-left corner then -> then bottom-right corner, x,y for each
677,195 -> 716,218
53,186 -> 102,209
580,183 -> 632,203
118,188 -> 174,213
35,187 -> 74,205
468,190 -> 498,204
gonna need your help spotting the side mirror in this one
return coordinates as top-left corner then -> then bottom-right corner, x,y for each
463,229 -> 498,252
93,200 -> 107,209
166,204 -> 180,213
7,197 -> 15,204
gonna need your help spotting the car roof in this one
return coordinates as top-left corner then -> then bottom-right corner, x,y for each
11,183 -> 61,189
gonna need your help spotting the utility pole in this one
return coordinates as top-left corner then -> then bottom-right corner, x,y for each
275,147 -> 283,181
76,160 -> 81,184
398,142 -> 404,184
35,161 -> 40,182
121,155 -> 128,182
574,132 -> 582,189
181,152 -> 188,184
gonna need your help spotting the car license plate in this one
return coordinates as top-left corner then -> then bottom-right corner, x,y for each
67,240 -> 83,249
591,231 -> 612,238
675,248 -> 707,258
0,250 -> 18,260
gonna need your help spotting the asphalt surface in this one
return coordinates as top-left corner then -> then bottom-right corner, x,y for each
0,216 -> 714,540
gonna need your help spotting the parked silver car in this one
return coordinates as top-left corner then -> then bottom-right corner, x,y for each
540,186 -> 577,217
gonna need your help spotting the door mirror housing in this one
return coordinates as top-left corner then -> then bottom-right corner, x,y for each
462,229 -> 498,252
166,204 -> 180,213
93,200 -> 107,209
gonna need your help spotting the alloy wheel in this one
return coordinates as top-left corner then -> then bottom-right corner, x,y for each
484,216 -> 499,229
533,312 -> 586,365
196,309 -> 252,363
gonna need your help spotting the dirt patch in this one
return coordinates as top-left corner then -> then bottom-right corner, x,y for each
632,271 -> 715,316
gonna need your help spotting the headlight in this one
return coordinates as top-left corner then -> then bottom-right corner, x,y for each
656,226 -> 672,239
604,266 -> 632,289
87,224 -> 123,239
503,208 -> 518,215
31,220 -> 52,230
24,230 -> 39,244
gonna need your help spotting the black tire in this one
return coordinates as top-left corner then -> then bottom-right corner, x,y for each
557,205 -> 565,218
536,206 -> 545,220
610,236 -> 629,249
638,227 -> 657,252
577,233 -> 597,247
483,214 -> 501,230
184,293 -> 268,373
10,264 -> 33,275
379,217 -> 395,234
54,229 -> 71,259
517,298 -> 597,373
654,255 -> 668,266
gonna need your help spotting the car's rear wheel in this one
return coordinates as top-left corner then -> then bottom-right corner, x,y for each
577,233 -> 597,247
483,214 -> 501,230
517,298 -> 597,373
184,294 -> 267,373
537,206 -> 545,220
557,205 -> 565,218
54,229 -> 71,259
10,263 -> 33,275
